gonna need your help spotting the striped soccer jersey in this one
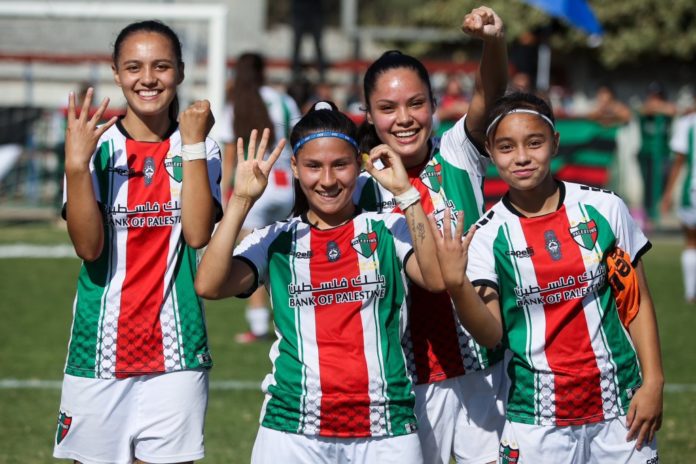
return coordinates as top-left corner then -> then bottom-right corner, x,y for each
234,212 -> 418,438
354,116 -> 503,384
62,121 -> 222,379
670,113 -> 696,208
467,181 -> 651,426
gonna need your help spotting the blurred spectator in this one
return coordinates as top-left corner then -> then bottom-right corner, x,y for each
586,83 -> 632,127
291,0 -> 326,80
638,81 -> 677,223
218,52 -> 301,343
435,73 -> 469,137
509,71 -> 533,93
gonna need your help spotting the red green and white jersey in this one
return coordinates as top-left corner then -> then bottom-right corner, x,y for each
670,113 -> 696,209
354,116 -> 502,384
62,121 -> 222,379
234,212 -> 418,438
467,181 -> 651,426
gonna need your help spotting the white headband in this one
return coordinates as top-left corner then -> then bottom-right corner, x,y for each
485,108 -> 555,138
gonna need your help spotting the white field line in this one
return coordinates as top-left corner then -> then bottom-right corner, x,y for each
0,244 -> 77,258
0,378 -> 694,393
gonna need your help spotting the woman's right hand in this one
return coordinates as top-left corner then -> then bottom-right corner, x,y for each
428,208 -> 476,290
64,87 -> 117,171
232,128 -> 286,203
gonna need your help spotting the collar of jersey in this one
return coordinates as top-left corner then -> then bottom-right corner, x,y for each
502,179 -> 565,218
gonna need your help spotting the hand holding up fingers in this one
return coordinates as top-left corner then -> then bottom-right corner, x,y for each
232,128 -> 286,203
427,209 -> 476,289
64,87 -> 118,171
363,144 -> 411,196
462,6 -> 504,41
179,99 -> 215,145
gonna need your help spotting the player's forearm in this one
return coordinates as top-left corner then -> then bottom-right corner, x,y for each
467,35 -> 508,144
65,165 -> 104,261
195,194 -> 254,299
181,160 -> 216,248
449,282 -> 502,348
628,263 -> 664,386
404,202 -> 445,292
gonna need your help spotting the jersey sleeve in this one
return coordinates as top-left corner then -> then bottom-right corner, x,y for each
613,196 -> 651,265
669,114 -> 692,155
466,227 -> 499,291
385,214 -> 414,266
232,223 -> 278,296
439,114 -> 489,171
205,137 -> 223,220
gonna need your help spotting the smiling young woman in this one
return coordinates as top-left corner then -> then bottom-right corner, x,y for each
54,20 -> 222,464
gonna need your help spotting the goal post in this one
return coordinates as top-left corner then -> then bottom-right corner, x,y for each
0,1 -> 229,124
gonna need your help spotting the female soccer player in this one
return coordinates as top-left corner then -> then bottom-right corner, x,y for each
660,109 -> 696,303
218,52 -> 302,343
54,20 -> 222,463
430,92 -> 663,463
355,6 -> 508,463
195,101 -> 443,463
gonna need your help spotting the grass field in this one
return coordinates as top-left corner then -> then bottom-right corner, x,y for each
0,224 -> 694,463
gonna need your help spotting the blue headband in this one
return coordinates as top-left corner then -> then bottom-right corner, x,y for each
292,131 -> 359,154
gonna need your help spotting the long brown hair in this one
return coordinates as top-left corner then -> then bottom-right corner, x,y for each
231,53 -> 275,146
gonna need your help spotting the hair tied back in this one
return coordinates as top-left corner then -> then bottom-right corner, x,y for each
314,101 -> 332,111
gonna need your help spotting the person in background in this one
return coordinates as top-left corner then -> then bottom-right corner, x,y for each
218,52 -> 301,343
54,20 -> 221,463
586,83 -> 632,127
435,73 -> 470,137
660,107 -> 696,303
431,91 -> 662,463
290,0 -> 326,80
638,81 -> 677,224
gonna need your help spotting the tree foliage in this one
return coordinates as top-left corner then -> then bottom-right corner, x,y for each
406,0 -> 696,68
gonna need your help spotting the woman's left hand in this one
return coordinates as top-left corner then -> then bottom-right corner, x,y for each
626,380 -> 663,450
179,100 -> 215,145
462,6 -> 504,42
363,144 -> 412,196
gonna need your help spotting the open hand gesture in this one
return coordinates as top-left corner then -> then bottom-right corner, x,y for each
179,99 -> 215,145
233,128 -> 286,203
64,87 -> 118,170
462,6 -> 504,41
428,209 -> 476,289
626,381 -> 663,450
363,144 -> 412,197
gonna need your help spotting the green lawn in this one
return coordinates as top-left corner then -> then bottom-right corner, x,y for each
0,225 -> 694,463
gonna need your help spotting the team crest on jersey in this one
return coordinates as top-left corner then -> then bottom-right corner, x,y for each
421,160 -> 442,192
499,440 -> 520,463
351,231 -> 378,258
327,240 -> 341,262
569,219 -> 598,250
163,154 -> 183,183
544,230 -> 562,261
143,156 -> 155,186
55,411 -> 72,445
